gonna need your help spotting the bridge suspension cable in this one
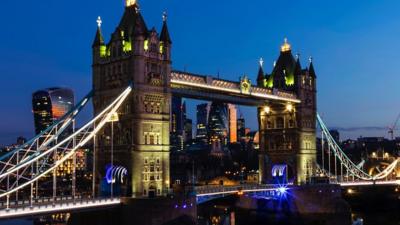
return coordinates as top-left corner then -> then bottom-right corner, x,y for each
317,113 -> 399,182
0,86 -> 132,202
0,91 -> 93,181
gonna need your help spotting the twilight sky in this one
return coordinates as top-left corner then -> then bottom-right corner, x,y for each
0,0 -> 400,146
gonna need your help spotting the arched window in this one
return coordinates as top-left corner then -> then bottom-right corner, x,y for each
149,134 -> 155,145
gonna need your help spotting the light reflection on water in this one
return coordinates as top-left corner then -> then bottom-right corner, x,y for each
198,207 -> 399,225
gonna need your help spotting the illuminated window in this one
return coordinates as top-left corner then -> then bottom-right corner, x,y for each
144,40 -> 149,51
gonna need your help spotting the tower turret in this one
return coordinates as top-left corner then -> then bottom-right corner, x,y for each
257,58 -> 265,87
271,38 -> 296,90
308,57 -> 316,78
160,12 -> 172,61
92,16 -> 106,62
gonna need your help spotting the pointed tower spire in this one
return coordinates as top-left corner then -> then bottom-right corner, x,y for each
308,56 -> 316,77
93,16 -> 104,47
294,53 -> 302,75
160,11 -> 172,44
257,58 -> 265,87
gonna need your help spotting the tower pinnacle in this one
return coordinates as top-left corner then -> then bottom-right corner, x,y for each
162,11 -> 167,22
281,37 -> 291,52
96,16 -> 102,28
126,0 -> 137,7
259,57 -> 264,67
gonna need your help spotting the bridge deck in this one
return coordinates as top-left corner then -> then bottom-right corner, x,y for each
0,197 -> 120,219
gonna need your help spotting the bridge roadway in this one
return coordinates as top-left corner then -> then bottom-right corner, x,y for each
0,184 -> 283,219
195,184 -> 282,197
1,181 -> 398,219
0,196 -> 120,219
338,179 -> 400,187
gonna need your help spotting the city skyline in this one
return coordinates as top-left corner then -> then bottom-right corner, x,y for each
0,1 -> 398,224
1,0 -> 400,145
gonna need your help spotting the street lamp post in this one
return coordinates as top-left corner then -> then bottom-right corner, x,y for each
109,112 -> 119,198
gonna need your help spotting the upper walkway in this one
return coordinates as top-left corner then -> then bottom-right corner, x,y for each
170,71 -> 300,106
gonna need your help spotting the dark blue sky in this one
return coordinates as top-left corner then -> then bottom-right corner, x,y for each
1,0 -> 400,146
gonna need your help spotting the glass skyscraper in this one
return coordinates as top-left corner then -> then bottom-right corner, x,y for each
196,103 -> 210,142
32,88 -> 75,134
208,102 -> 229,146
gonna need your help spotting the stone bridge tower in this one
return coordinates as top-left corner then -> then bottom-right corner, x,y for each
92,1 -> 172,197
257,39 -> 317,184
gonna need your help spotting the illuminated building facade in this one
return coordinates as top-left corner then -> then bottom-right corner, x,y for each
32,88 -> 74,134
237,116 -> 246,141
92,1 -> 171,197
196,103 -> 210,142
228,104 -> 237,143
208,102 -> 229,147
171,96 -> 185,151
184,118 -> 193,142
257,39 -> 317,184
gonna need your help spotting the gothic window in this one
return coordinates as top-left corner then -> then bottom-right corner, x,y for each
157,189 -> 161,195
150,164 -> 155,172
150,104 -> 154,113
144,189 -> 147,195
150,175 -> 155,181
149,134 -> 155,145
144,158 -> 148,164
156,158 -> 160,164
157,175 -> 160,180
276,117 -> 284,129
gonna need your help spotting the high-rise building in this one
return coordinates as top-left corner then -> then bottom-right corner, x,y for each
228,104 -> 237,143
171,96 -> 184,133
208,102 -> 229,146
196,103 -> 210,142
184,118 -> 193,142
237,116 -> 246,141
32,88 -> 74,134
171,97 -> 185,151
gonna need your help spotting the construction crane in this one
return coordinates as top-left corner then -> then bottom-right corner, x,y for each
388,112 -> 400,140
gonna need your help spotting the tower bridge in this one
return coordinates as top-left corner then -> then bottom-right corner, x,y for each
0,0 -> 398,220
